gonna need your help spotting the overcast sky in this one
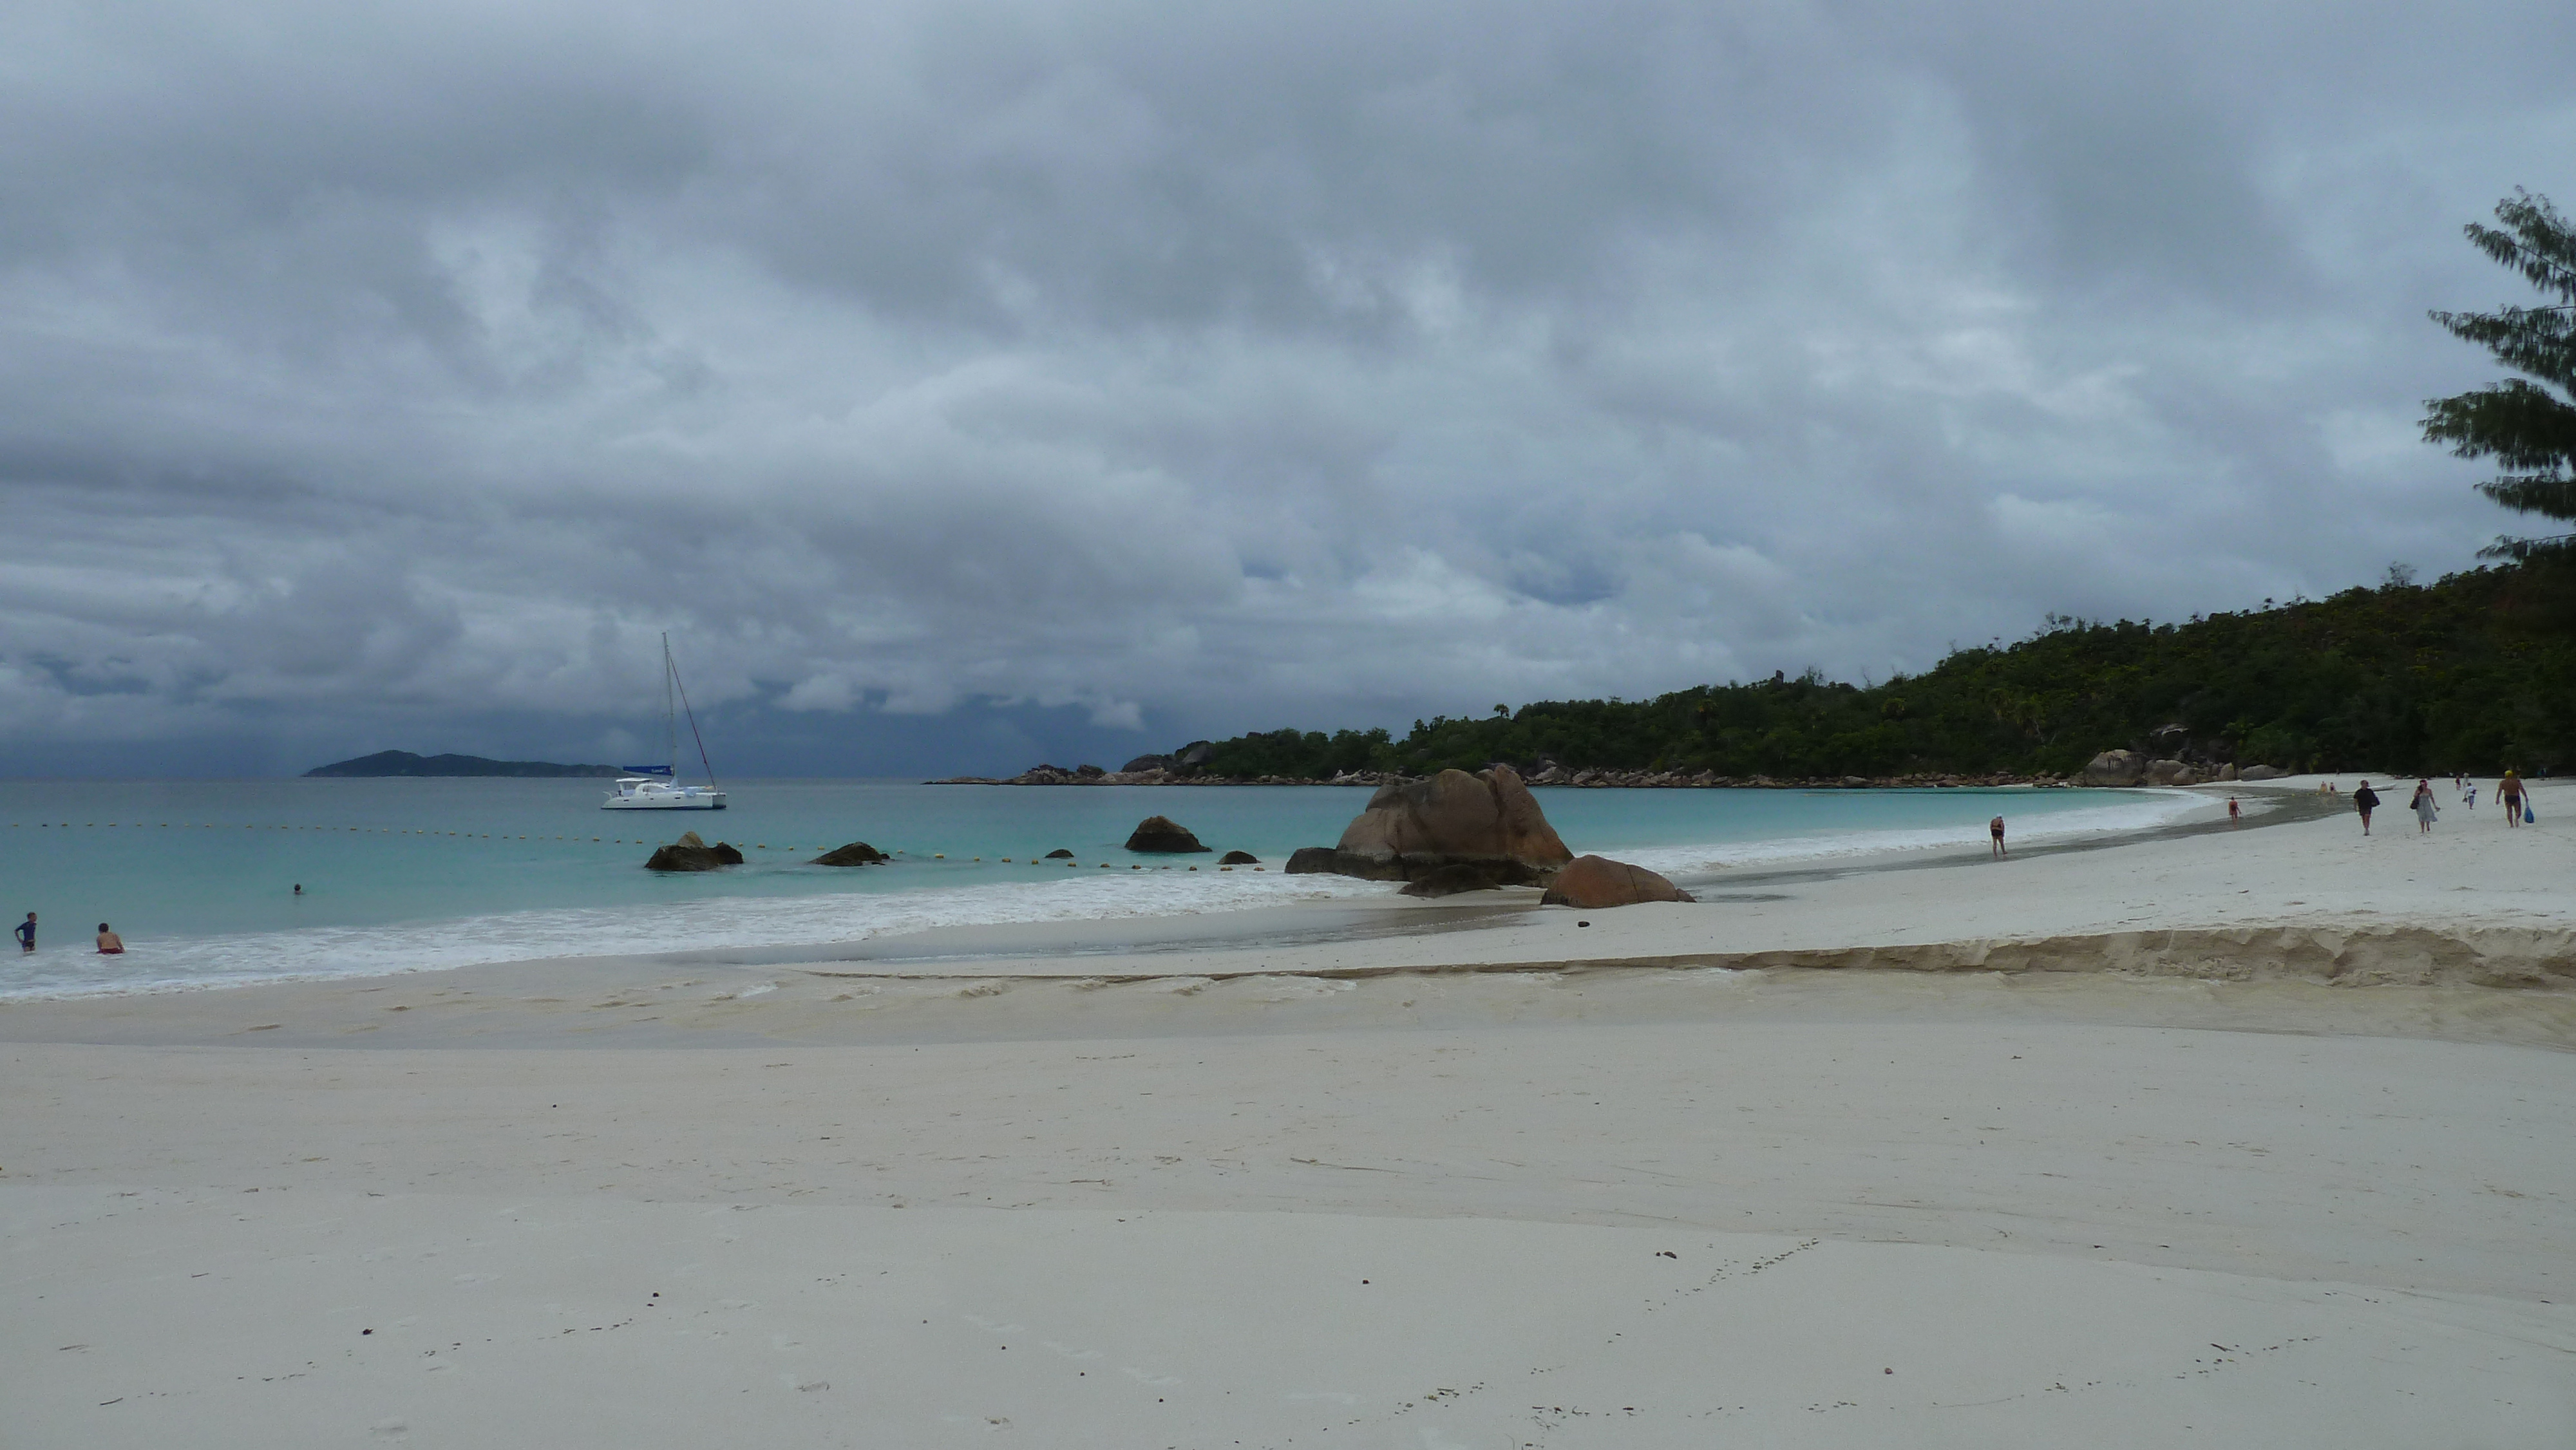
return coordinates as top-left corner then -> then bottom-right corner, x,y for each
5,0 -> 2570,776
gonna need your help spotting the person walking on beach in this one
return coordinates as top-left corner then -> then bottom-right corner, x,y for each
14,912 -> 32,953
1989,815 -> 2007,858
2228,796 -> 2241,823
94,922 -> 123,954
2410,779 -> 2439,834
2500,769 -> 2526,827
2353,780 -> 2380,835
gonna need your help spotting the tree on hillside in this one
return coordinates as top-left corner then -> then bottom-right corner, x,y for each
2423,189 -> 2576,563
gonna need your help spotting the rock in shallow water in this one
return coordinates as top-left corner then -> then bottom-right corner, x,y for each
1539,854 -> 1693,908
810,841 -> 888,867
645,831 -> 746,872
1125,816 -> 1211,853
1283,846 -> 1338,874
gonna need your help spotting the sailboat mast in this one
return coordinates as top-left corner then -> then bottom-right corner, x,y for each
663,632 -> 677,777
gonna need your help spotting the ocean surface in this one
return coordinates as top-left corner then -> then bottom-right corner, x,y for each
0,778 -> 2217,998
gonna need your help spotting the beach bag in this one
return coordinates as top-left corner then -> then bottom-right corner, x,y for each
2526,803 -> 2537,824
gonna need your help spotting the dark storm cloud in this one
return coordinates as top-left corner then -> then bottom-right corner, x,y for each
3,0 -> 2570,773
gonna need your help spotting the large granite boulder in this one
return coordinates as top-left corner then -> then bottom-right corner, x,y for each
1125,815 -> 1210,852
2144,758 -> 2200,786
1121,753 -> 1174,773
1218,850 -> 1259,865
1283,846 -> 1339,874
811,841 -> 887,866
2237,764 -> 2287,782
1304,766 -> 1573,884
1539,855 -> 1694,908
2081,749 -> 2145,786
646,831 -> 744,872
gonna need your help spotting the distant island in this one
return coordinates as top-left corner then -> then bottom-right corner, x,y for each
305,750 -> 623,778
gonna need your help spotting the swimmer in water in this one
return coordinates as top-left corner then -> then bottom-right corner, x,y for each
95,922 -> 124,954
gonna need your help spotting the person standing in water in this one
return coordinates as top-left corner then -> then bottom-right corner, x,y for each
2228,796 -> 2242,822
2499,769 -> 2526,826
2353,780 -> 2380,835
14,912 -> 33,953
94,922 -> 124,954
2410,778 -> 2439,834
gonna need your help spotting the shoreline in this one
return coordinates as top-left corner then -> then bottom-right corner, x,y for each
3,777 -> 2564,1041
0,782 -> 2232,1004
7,778 -> 2573,1447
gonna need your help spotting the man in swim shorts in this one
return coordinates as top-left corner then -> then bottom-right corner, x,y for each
94,922 -> 123,954
14,912 -> 32,952
1989,815 -> 2006,857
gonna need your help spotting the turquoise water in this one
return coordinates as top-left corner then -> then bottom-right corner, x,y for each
0,778 -> 2205,997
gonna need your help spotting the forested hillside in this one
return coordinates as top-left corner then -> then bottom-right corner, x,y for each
1195,565 -> 2575,780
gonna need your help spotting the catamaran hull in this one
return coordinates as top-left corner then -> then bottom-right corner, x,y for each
601,796 -> 726,810
603,778 -> 728,810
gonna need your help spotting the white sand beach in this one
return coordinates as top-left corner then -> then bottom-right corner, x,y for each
5,778 -> 2573,1447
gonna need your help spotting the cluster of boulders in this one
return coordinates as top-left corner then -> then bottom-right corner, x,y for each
1525,766 -> 2076,789
932,743 -> 1227,786
644,773 -> 1694,910
1280,766 -> 1692,908
937,762 -> 2085,789
935,725 -> 2297,791
2079,749 -> 2287,787
650,833 -> 897,872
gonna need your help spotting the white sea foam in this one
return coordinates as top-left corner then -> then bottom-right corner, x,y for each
1599,789 -> 2231,878
0,867 -> 1390,1000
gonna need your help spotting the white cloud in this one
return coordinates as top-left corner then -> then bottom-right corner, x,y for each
0,0 -> 2561,769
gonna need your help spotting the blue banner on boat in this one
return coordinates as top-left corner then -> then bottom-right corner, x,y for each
621,764 -> 674,775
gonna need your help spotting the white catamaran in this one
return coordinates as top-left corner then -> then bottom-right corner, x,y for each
603,634 -> 727,811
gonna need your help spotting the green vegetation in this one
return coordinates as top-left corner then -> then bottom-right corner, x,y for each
2423,189 -> 2576,564
1198,565 -> 2575,780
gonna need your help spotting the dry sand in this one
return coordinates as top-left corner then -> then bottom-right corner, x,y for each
4,777 -> 2572,1446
